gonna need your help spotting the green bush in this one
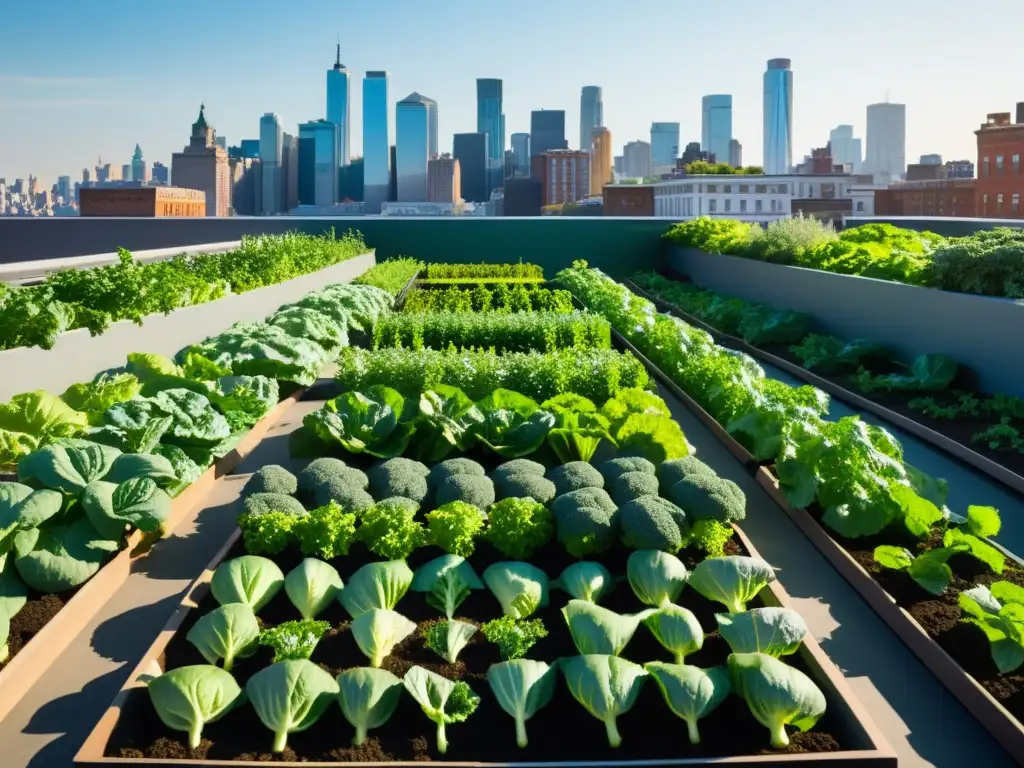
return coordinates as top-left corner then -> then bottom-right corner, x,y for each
403,284 -> 574,313
746,215 -> 837,264
424,263 -> 544,280
663,217 -> 757,255
924,228 -> 1024,298
353,257 -> 423,295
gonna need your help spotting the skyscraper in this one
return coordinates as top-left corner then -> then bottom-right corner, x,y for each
530,110 -> 567,160
580,86 -> 603,151
395,92 -> 430,202
623,140 -> 652,178
865,103 -> 907,183
171,104 -> 231,216
121,164 -> 132,182
282,133 -> 299,212
363,71 -> 390,214
590,127 -> 612,195
650,123 -> 680,170
828,125 -> 863,173
427,155 -> 461,203
422,95 -> 438,159
701,95 -> 733,165
258,112 -> 283,214
540,150 -> 590,206
763,58 -> 793,175
326,42 -> 351,166
511,133 -> 530,177
131,144 -> 147,183
298,119 -> 340,205
729,139 -> 743,168
477,79 -> 505,192
453,132 -> 489,203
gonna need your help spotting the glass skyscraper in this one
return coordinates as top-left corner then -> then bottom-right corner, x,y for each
363,71 -> 390,214
476,79 -> 504,192
763,58 -> 793,175
396,93 -> 429,202
511,133 -> 530,177
326,44 -> 351,166
701,95 -> 733,165
453,132 -> 489,203
298,120 -> 339,205
580,86 -> 603,151
530,110 -> 567,158
650,123 -> 680,170
259,112 -> 282,214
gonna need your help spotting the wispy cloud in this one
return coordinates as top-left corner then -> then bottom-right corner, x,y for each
0,98 -> 112,110
0,75 -> 107,85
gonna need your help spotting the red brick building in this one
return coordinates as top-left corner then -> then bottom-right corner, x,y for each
975,107 -> 1024,218
602,185 -> 655,216
79,186 -> 206,217
874,180 -> 977,218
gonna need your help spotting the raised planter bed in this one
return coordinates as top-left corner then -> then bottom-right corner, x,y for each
623,277 -> 1024,497
667,246 -> 1024,400
73,523 -> 896,767
0,388 -> 305,726
0,252 -> 376,403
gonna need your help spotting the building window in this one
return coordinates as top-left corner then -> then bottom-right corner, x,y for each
739,185 -> 749,194
1015,154 -> 1021,173
723,185 -> 732,194
778,184 -> 788,193
856,201 -> 865,212
997,155 -> 1005,174
983,156 -> 990,176
740,199 -> 747,213
1014,193 -> 1020,214
799,182 -> 805,196
755,199 -> 763,213
997,193 -> 1004,214
724,199 -> 731,213
755,184 -> 767,193
708,199 -> 717,213
707,184 -> 717,193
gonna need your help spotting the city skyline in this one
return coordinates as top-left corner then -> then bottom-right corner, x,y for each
2,0 -> 1023,183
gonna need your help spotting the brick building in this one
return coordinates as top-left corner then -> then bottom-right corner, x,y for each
171,104 -> 231,216
603,185 -> 655,216
79,186 -> 206,217
427,155 -> 461,203
533,149 -> 590,205
975,105 -> 1024,218
874,179 -> 977,218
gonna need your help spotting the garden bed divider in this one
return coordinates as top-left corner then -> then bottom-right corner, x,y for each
0,387 -> 306,726
622,277 -> 1024,497
73,523 -> 897,767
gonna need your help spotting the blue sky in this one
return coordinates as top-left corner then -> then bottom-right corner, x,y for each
1,0 -> 1021,184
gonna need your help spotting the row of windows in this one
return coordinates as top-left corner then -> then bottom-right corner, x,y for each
659,183 -> 790,195
981,154 -> 1022,177
160,202 -> 202,216
706,198 -> 782,214
981,192 -> 1021,214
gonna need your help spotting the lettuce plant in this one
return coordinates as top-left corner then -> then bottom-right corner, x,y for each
336,667 -> 404,746
284,558 -> 343,619
423,619 -> 477,664
292,501 -> 358,559
546,409 -> 613,463
186,603 -> 259,671
717,607 -> 807,657
688,556 -> 775,613
483,497 -> 554,559
246,659 -> 340,752
872,543 -> 969,595
411,554 -> 483,619
561,654 -> 648,748
483,562 -> 549,618
351,608 -> 417,667
356,501 -> 427,560
728,652 -> 827,748
627,549 -> 689,608
305,386 -> 415,459
426,501 -> 485,558
644,605 -> 704,664
480,615 -> 548,660
552,561 -> 613,603
210,555 -> 285,613
645,662 -> 731,744
958,581 -> 1024,673
339,560 -> 413,618
562,600 -> 655,656
474,390 -> 556,458
410,385 -> 484,463
402,666 -> 480,754
487,659 -> 558,748
259,619 -> 331,662
148,664 -> 243,748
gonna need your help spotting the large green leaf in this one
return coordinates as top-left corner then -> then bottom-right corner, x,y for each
0,482 -> 64,545
475,390 -> 555,458
18,441 -> 120,493
91,399 -> 173,454
150,389 -> 232,449
105,453 -> 179,487
306,386 -> 414,459
13,517 -> 119,593
409,385 -> 484,464
82,477 -> 172,537
0,391 -> 89,442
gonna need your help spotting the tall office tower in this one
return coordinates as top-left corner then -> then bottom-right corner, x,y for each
56,176 -> 72,203
396,92 -> 430,202
453,132 -> 489,203
151,162 -> 168,185
865,102 -> 907,183
530,110 -> 567,161
511,132 -> 530,177
121,164 -> 132,182
427,155 -> 461,202
298,119 -> 340,205
363,71 -> 390,214
258,112 -> 283,214
326,42 -> 351,166
477,79 -> 505,193
650,123 -> 680,170
623,140 -> 652,178
131,144 -> 148,183
763,58 -> 794,174
171,104 -> 232,216
580,86 -> 603,151
540,149 -> 590,205
590,127 -> 612,195
215,136 -> 228,149
729,139 -> 743,168
82,168 -> 91,184
282,133 -> 299,212
828,125 -> 863,173
701,95 -> 733,165
422,95 -> 438,159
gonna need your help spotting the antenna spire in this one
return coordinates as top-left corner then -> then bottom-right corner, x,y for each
335,34 -> 341,68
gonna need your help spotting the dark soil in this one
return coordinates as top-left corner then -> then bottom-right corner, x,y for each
106,536 -> 852,763
0,592 -> 73,668
801,503 -> 1024,724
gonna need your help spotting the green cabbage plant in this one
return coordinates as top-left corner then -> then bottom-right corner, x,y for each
246,659 -> 340,752
336,667 -> 404,746
338,560 -> 413,618
487,659 -> 558,748
561,654 -> 647,748
148,664 -> 243,748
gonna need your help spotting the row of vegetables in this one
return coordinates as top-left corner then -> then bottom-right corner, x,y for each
554,263 -> 1023,694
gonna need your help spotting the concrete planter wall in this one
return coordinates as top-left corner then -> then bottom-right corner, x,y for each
0,252 -> 375,402
668,246 -> 1024,399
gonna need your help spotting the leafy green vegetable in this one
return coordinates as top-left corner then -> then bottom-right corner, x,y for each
728,652 -> 827,748
627,549 -> 689,608
547,409 -> 613,463
351,608 -> 417,667
259,618 -> 332,662
561,654 -> 648,748
336,667 -> 404,746
148,665 -> 243,748
292,501 -> 358,560
423,619 -> 477,664
645,662 -> 731,745
426,501 -> 485,557
872,543 -> 969,595
409,385 -> 484,463
246,659 -> 340,752
402,666 -> 480,754
185,603 -> 260,671
487,659 -> 558,748
210,555 -> 285,613
644,605 -> 704,663
18,440 -> 119,494
483,497 -> 554,559
483,561 -> 549,618
614,413 -> 691,463
562,599 -> 655,656
356,500 -> 427,560
716,607 -> 807,657
552,561 -> 613,603
13,518 -> 119,592
339,560 -> 413,618
480,615 -> 548,660
61,373 -> 141,415
284,558 -> 343,619
688,556 -> 775,613
237,510 -> 298,556
958,582 -> 1024,673
80,477 -> 172,536
305,386 -> 415,459
474,389 -> 556,458
0,391 -> 89,443
411,554 -> 483,619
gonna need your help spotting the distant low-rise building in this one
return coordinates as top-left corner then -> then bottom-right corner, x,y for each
603,184 -> 655,216
79,186 -> 206,217
874,179 -> 977,218
975,106 -> 1024,218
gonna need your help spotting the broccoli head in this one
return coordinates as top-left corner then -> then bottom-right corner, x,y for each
551,501 -> 615,558
657,455 -> 715,492
548,461 -> 604,496
552,487 -> 617,518
242,464 -> 298,498
610,470 -> 660,505
435,474 -> 496,511
667,472 -> 746,523
492,459 -> 546,481
297,457 -> 354,493
619,495 -> 685,552
372,457 -> 430,478
599,456 -> 656,484
368,460 -> 430,504
428,458 -> 486,490
493,472 -> 557,505
375,496 -> 420,515
242,492 -> 307,518
311,476 -> 376,512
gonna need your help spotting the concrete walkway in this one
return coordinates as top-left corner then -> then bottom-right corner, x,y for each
0,392 -> 1014,767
